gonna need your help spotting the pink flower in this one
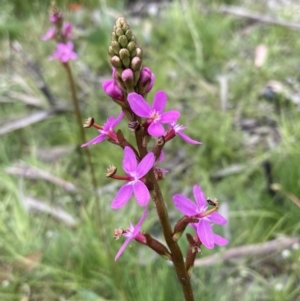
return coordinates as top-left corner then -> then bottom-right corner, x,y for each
138,66 -> 155,93
127,91 -> 180,137
52,42 -> 77,62
111,147 -> 155,208
42,22 -> 73,41
42,27 -> 56,41
165,122 -> 202,145
50,12 -> 63,24
102,80 -> 124,101
114,207 -> 148,260
172,185 -> 228,249
81,111 -> 123,147
62,22 -> 73,39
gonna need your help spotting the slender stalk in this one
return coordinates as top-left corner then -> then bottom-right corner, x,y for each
149,172 -> 195,301
63,62 -> 101,225
135,129 -> 195,301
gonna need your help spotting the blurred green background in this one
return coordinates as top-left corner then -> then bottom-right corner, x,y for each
1,0 -> 300,300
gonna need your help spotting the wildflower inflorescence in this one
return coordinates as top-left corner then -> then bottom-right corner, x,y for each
44,12 -> 230,301
80,16 -> 228,268
42,2 -> 77,63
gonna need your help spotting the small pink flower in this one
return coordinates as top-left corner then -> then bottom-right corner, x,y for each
62,22 -> 73,39
139,66 -> 155,93
165,122 -> 202,145
50,12 -> 63,23
172,184 -> 228,249
42,27 -> 56,41
115,207 -> 148,260
102,80 -> 124,101
52,42 -> 77,62
111,147 -> 155,208
81,111 -> 123,147
127,91 -> 180,137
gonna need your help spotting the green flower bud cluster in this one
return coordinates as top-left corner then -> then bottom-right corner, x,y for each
109,17 -> 143,90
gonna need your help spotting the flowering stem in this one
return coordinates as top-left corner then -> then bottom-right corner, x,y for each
148,171 -> 195,301
132,108 -> 194,300
63,62 -> 101,224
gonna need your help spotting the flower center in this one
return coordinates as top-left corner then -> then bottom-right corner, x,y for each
150,110 -> 161,122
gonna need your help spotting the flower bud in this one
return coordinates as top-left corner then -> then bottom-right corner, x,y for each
108,46 -> 115,57
109,17 -> 143,89
119,49 -> 130,68
110,56 -> 123,69
102,80 -> 124,101
136,48 -> 143,59
137,66 -> 155,95
125,29 -> 133,40
131,57 -> 142,72
118,35 -> 128,48
111,32 -> 118,42
111,41 -> 121,55
49,2 -> 63,25
127,41 -> 136,54
115,27 -> 124,37
121,69 -> 135,93
116,17 -> 126,28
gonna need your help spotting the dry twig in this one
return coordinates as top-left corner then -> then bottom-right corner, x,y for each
194,236 -> 300,267
219,5 -> 300,31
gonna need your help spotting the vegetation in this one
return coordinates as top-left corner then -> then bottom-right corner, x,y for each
0,0 -> 299,300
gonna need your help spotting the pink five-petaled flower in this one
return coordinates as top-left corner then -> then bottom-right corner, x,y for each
165,122 -> 202,145
114,207 -> 148,260
111,147 -> 155,209
52,42 -> 77,63
81,111 -> 124,147
172,184 -> 228,249
127,91 -> 180,137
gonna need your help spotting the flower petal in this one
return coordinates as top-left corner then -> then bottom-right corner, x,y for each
213,233 -> 228,246
81,133 -> 106,147
111,111 -> 124,128
160,110 -> 180,123
177,131 -> 202,145
193,185 -> 206,208
115,207 -> 148,260
136,152 -> 155,178
172,194 -> 198,215
102,80 -> 123,100
42,27 -> 55,40
152,90 -> 167,112
123,147 -> 137,174
69,52 -> 77,60
111,184 -> 133,209
148,122 -> 165,137
208,212 -> 227,225
103,116 -> 115,131
115,236 -> 133,260
133,181 -> 150,206
156,150 -> 164,163
135,207 -> 148,230
197,220 -> 214,249
128,93 -> 151,117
